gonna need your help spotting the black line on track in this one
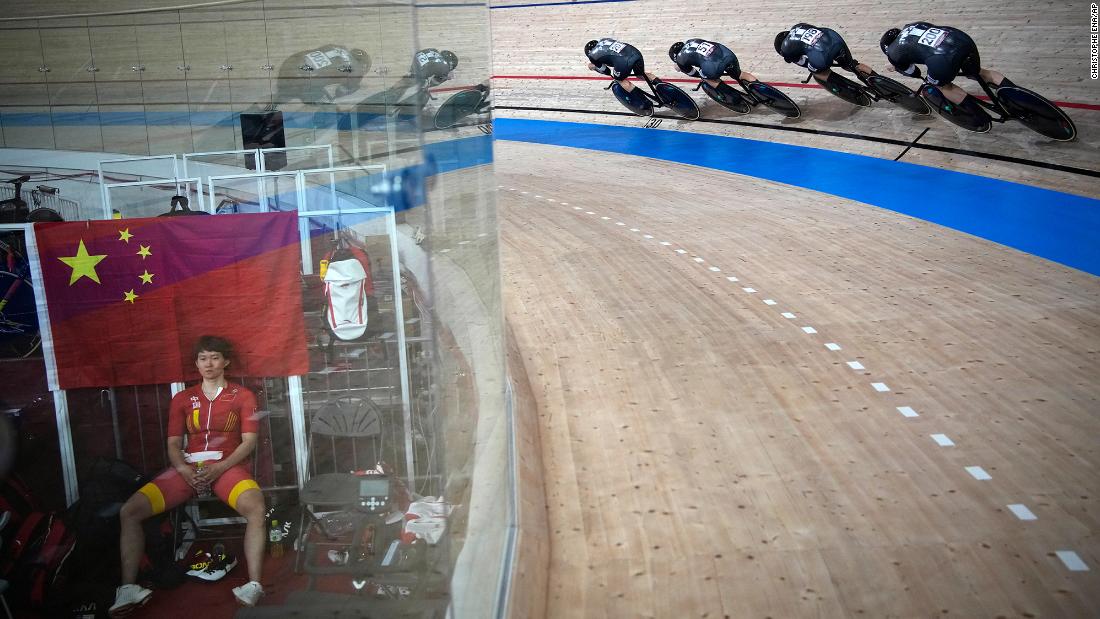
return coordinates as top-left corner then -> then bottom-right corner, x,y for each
496,105 -> 1100,179
894,128 -> 929,162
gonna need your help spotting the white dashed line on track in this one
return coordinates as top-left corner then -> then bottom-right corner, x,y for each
726,276 -> 739,282
825,342 -> 841,351
871,382 -> 889,392
801,326 -> 817,334
708,266 -> 721,272
743,287 -> 757,294
693,257 -> 705,263
1007,504 -> 1037,521
896,406 -> 919,418
846,360 -> 864,370
781,312 -> 797,319
965,466 -> 992,481
762,299 -> 776,305
930,434 -> 955,447
1055,551 -> 1089,571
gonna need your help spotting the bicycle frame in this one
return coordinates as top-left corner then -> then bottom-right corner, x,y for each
691,78 -> 763,106
604,78 -> 664,107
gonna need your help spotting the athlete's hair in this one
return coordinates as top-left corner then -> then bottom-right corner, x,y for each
880,28 -> 901,54
668,41 -> 685,62
773,31 -> 789,56
193,335 -> 234,361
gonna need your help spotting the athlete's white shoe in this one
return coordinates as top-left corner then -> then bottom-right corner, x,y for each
108,584 -> 152,617
233,580 -> 264,607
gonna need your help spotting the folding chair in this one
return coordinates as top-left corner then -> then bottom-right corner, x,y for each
293,396 -> 385,576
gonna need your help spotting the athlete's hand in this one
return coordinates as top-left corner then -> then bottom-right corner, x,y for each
196,462 -> 227,485
176,464 -> 201,489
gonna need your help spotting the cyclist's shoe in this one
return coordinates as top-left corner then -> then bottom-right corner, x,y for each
186,548 -> 238,581
233,581 -> 265,607
108,584 -> 152,617
958,94 -> 989,117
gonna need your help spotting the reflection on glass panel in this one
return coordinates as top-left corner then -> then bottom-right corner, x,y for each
0,0 -> 504,616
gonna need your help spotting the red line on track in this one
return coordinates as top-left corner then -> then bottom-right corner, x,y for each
489,74 -> 1100,111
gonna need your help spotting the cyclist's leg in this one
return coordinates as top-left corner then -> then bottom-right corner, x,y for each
925,55 -> 969,104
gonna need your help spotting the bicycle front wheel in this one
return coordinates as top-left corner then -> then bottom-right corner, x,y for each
433,89 -> 488,129
655,82 -> 700,120
866,75 -> 931,116
996,86 -> 1077,142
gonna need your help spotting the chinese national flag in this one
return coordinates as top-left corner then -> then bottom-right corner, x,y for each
33,212 -> 308,389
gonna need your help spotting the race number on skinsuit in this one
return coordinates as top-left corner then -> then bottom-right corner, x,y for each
608,41 -> 626,53
690,41 -> 716,56
793,27 -> 823,46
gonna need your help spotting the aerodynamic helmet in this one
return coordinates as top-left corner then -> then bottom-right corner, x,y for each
668,41 -> 685,62
880,28 -> 901,54
774,31 -> 790,56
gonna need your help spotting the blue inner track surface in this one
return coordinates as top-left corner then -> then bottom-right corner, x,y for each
494,118 -> 1100,276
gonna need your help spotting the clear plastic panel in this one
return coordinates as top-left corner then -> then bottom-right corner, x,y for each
105,178 -> 203,219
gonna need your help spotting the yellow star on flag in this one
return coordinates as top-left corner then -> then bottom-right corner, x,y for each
137,244 -> 152,259
58,239 -> 107,285
139,270 -> 154,284
118,228 -> 133,243
123,289 -> 138,303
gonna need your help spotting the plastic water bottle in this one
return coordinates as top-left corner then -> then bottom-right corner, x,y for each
194,461 -> 212,498
269,519 -> 285,558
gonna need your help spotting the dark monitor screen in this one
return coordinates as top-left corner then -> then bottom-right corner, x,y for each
359,478 -> 390,497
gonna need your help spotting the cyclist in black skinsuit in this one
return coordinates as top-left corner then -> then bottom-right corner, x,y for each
412,48 -> 459,87
667,38 -> 760,87
774,24 -> 874,82
584,38 -> 663,108
274,45 -> 370,104
879,22 -> 1011,110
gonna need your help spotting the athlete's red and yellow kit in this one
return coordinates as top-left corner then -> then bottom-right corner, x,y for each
137,383 -> 261,514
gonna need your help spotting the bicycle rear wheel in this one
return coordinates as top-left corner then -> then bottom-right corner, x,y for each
995,86 -> 1077,142
866,75 -> 931,116
700,82 -> 750,114
920,86 -> 992,133
745,81 -> 801,118
611,82 -> 654,117
433,88 -> 487,129
813,73 -> 872,107
655,82 -> 700,120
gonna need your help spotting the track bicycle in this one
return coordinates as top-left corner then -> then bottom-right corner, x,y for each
805,69 -> 932,116
918,76 -> 1076,141
0,234 -> 41,359
691,78 -> 801,118
604,78 -> 700,120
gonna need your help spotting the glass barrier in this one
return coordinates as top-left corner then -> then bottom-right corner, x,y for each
0,0 -> 504,617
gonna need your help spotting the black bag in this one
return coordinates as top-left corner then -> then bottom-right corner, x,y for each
158,195 -> 208,217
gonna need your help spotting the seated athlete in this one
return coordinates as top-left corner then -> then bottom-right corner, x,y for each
774,24 -> 875,81
109,336 -> 266,616
668,38 -> 760,87
584,38 -> 663,104
879,22 -> 1011,108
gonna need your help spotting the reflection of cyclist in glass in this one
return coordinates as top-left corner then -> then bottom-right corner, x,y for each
879,23 -> 1011,108
584,38 -> 663,104
377,48 -> 462,114
274,45 -> 371,104
668,38 -> 760,87
775,24 -> 874,81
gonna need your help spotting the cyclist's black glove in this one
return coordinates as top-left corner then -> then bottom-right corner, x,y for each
901,65 -> 923,79
592,64 -> 612,76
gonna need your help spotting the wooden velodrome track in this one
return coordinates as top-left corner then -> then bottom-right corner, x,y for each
486,0 -> 1100,617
